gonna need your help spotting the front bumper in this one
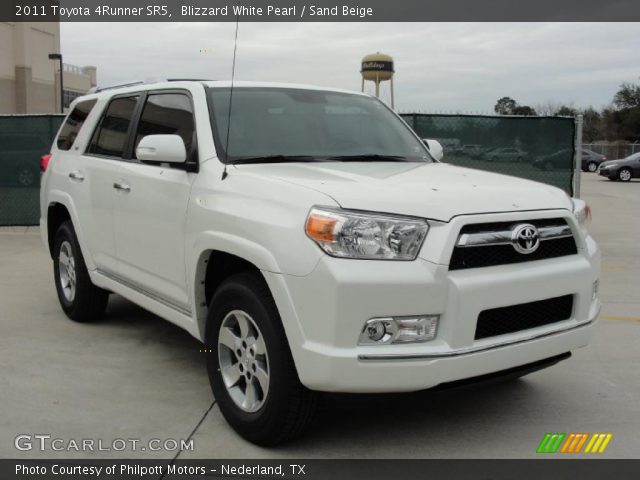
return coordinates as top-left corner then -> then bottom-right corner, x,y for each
266,212 -> 601,393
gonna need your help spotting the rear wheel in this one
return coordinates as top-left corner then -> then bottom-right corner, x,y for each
618,168 -> 632,182
587,161 -> 598,172
205,272 -> 318,446
53,221 -> 109,322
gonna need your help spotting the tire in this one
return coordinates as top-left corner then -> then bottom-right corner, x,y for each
618,168 -> 632,182
205,272 -> 318,446
587,162 -> 598,172
53,221 -> 109,322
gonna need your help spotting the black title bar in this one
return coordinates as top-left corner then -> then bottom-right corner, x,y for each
2,0 -> 640,22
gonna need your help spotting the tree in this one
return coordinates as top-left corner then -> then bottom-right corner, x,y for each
613,82 -> 640,109
556,105 -> 578,117
581,107 -> 602,143
512,105 -> 537,116
494,97 -> 536,116
610,81 -> 640,142
494,97 -> 517,115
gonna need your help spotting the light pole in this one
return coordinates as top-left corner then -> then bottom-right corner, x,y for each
48,53 -> 64,113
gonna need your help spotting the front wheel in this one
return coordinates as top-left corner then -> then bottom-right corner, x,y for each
53,221 -> 109,322
205,272 -> 318,446
618,168 -> 632,182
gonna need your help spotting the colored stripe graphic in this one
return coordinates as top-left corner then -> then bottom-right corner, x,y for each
560,433 -> 589,453
537,433 -> 566,453
584,433 -> 613,454
538,433 -> 613,454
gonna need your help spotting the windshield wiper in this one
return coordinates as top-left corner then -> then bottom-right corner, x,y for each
326,154 -> 410,162
231,155 -> 321,165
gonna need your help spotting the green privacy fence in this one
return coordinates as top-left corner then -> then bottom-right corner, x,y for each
401,113 -> 576,195
0,113 -> 577,226
0,115 -> 64,226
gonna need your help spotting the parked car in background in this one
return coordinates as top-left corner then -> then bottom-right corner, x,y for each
533,148 -> 607,172
0,133 -> 47,187
455,144 -> 484,158
582,149 -> 607,172
598,152 -> 640,181
486,147 -> 528,162
533,149 -> 573,171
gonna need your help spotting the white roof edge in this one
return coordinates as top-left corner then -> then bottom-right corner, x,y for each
82,80 -> 369,100
202,80 -> 369,96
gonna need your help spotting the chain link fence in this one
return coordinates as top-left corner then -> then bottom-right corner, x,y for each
401,113 -> 577,195
0,115 -> 64,226
583,143 -> 640,160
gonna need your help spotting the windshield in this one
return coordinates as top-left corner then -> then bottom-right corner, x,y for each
206,87 -> 432,163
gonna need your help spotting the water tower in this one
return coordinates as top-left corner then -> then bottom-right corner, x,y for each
361,52 -> 395,108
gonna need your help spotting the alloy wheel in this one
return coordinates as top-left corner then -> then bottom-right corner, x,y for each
619,169 -> 632,181
218,310 -> 270,413
58,241 -> 77,302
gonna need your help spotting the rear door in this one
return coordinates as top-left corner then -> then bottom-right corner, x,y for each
49,98 -> 120,271
111,90 -> 197,313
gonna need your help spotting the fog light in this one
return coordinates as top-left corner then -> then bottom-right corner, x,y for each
359,315 -> 439,345
592,280 -> 599,300
365,320 -> 387,342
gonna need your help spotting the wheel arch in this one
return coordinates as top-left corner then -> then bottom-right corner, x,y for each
191,236 -> 282,342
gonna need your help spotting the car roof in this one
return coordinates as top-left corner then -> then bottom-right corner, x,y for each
73,80 -> 369,105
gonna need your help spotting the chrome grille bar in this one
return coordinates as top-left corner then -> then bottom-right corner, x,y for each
456,224 -> 572,248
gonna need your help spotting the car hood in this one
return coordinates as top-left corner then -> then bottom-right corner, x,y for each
236,162 -> 572,222
600,158 -> 624,168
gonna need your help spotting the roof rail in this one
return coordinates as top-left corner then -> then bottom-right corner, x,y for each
88,78 -> 214,94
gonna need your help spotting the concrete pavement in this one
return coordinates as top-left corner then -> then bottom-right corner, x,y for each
1,174 -> 638,459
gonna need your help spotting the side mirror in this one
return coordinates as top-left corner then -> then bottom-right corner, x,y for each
422,139 -> 444,161
136,134 -> 186,164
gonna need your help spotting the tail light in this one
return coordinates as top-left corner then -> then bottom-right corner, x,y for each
602,156 -> 607,160
40,153 -> 52,172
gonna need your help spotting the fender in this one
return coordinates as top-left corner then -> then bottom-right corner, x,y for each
42,189 -> 97,272
188,230 -> 321,345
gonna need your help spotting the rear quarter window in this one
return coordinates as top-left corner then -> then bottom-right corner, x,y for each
57,99 -> 97,151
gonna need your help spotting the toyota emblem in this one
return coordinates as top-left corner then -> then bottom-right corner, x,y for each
511,224 -> 540,254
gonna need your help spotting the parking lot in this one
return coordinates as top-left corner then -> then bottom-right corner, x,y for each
1,173 -> 638,459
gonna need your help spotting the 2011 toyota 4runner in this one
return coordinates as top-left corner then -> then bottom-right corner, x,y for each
40,80 -> 600,445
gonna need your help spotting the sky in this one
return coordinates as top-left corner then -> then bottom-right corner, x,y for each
60,22 -> 640,113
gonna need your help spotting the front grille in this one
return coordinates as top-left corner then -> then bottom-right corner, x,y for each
475,295 -> 574,340
450,218 -> 577,270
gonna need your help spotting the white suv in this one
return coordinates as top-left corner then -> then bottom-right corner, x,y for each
40,80 -> 600,445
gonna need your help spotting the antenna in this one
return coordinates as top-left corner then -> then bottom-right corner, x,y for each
222,17 -> 240,181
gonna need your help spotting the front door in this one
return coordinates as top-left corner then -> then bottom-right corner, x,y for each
111,91 -> 197,313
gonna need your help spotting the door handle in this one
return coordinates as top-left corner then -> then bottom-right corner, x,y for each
68,171 -> 85,182
113,181 -> 131,193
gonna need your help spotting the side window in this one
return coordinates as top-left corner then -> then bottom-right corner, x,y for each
57,99 -> 97,151
134,93 -> 195,160
87,96 -> 139,158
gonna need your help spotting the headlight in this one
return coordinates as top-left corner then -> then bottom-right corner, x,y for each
572,198 -> 591,234
305,207 -> 429,260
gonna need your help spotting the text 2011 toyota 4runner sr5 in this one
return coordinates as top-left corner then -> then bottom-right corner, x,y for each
40,80 -> 600,445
